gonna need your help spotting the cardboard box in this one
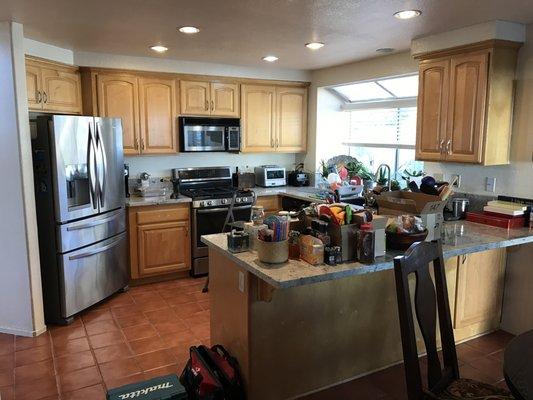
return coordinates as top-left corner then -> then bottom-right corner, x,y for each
376,191 -> 446,216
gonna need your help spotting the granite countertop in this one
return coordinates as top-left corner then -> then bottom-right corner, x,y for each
253,186 -> 326,202
126,195 -> 192,207
201,221 -> 533,289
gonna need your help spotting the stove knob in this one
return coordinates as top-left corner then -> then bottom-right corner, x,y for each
235,198 -> 241,203
221,199 -> 228,204
199,201 -> 204,207
206,200 -> 212,206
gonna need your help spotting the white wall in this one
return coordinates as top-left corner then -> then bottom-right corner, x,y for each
126,153 -> 297,178
315,88 -> 349,165
24,37 -> 74,64
0,22 -> 45,336
425,24 -> 533,198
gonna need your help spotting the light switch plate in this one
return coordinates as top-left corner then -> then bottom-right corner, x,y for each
485,177 -> 496,192
238,271 -> 245,293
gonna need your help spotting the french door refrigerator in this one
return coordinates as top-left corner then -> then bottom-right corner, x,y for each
32,115 -> 128,324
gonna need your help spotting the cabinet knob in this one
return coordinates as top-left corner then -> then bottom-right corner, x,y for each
205,100 -> 209,111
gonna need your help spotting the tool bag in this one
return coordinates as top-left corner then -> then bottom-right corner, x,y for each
179,345 -> 245,400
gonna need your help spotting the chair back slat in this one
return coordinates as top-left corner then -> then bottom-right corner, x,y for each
393,240 -> 460,399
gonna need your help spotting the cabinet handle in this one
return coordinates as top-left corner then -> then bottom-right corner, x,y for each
439,139 -> 445,154
211,100 -> 214,111
37,91 -> 42,103
185,226 -> 189,236
271,138 -> 274,148
462,254 -> 467,264
141,138 -> 145,150
276,138 -> 279,148
43,92 -> 48,103
205,100 -> 209,111
134,137 -> 139,150
446,139 -> 452,155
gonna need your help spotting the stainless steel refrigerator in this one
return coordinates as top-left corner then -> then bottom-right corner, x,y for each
32,115 -> 128,324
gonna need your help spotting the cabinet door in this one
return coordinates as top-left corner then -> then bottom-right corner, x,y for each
211,82 -> 239,117
41,67 -> 82,114
139,77 -> 178,154
241,85 -> 276,152
416,59 -> 449,161
137,221 -> 191,277
180,80 -> 210,115
446,52 -> 488,163
275,87 -> 307,152
97,74 -> 140,155
454,249 -> 506,329
26,63 -> 42,110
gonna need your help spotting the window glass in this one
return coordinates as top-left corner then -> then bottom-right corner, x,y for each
377,75 -> 419,97
333,82 -> 393,102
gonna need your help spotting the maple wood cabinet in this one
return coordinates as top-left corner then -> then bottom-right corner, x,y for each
241,84 -> 307,153
255,195 -> 281,217
180,80 -> 239,117
82,69 -> 179,155
415,40 -> 520,165
128,204 -> 191,279
26,57 -> 82,114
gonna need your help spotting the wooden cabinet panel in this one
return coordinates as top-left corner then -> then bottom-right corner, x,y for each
276,87 -> 307,152
26,63 -> 42,110
241,85 -> 276,152
446,52 -> 488,163
255,195 -> 281,216
97,74 -> 140,155
211,82 -> 239,117
136,207 -> 189,225
137,221 -> 190,277
454,248 -> 506,329
40,67 -> 82,113
180,80 -> 210,115
416,59 -> 449,161
139,77 -> 177,154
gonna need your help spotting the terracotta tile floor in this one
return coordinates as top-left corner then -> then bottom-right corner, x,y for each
0,276 -> 514,400
0,277 -> 209,400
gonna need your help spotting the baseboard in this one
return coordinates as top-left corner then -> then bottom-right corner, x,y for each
0,323 -> 47,337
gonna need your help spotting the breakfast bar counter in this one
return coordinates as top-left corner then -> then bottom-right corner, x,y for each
201,222 -> 533,400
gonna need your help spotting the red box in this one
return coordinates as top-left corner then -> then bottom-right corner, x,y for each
466,212 -> 525,229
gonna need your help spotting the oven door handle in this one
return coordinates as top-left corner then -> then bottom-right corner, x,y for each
196,205 -> 251,214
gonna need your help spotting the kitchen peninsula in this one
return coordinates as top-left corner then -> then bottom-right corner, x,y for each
201,222 -> 533,400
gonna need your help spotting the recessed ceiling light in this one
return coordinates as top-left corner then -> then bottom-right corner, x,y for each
178,26 -> 200,34
305,42 -> 325,50
262,55 -> 279,62
376,48 -> 394,54
393,9 -> 422,19
150,45 -> 168,53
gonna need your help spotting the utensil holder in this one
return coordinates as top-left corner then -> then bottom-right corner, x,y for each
256,239 -> 289,264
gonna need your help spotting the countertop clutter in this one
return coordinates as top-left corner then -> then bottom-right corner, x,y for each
201,221 -> 533,289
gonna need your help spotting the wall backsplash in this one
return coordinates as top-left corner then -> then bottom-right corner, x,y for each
125,153 -> 298,178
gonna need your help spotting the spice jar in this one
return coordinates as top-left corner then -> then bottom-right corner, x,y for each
251,206 -> 265,225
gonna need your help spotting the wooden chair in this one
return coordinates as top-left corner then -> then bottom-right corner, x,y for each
393,240 -> 513,399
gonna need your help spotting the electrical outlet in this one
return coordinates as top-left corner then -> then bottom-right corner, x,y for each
485,177 -> 496,192
451,174 -> 461,188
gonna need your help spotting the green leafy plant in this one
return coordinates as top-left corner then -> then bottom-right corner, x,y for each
402,168 -> 425,181
319,160 -> 329,178
344,160 -> 374,181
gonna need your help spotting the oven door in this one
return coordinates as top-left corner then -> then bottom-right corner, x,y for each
192,205 -> 252,257
182,125 -> 226,151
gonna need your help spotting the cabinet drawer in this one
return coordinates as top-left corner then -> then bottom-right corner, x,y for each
256,195 -> 280,211
136,205 -> 189,225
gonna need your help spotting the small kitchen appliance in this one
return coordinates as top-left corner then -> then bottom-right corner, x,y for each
254,165 -> 286,187
174,166 -> 255,276
288,163 -> 310,187
179,117 -> 240,152
232,167 -> 255,189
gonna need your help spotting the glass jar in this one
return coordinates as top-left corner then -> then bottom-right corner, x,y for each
251,206 -> 265,225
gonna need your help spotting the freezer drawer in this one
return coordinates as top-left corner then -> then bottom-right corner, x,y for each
59,232 -> 128,318
57,208 -> 126,253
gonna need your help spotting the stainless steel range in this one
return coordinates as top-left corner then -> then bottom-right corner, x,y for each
174,166 -> 254,276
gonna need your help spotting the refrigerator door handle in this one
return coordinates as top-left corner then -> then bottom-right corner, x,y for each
87,122 -> 98,209
95,121 -> 107,207
68,233 -> 123,260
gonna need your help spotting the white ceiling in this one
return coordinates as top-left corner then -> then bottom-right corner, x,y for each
2,0 -> 533,70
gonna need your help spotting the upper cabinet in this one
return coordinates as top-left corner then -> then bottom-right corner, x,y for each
180,80 -> 239,117
415,40 -> 521,165
241,84 -> 307,153
26,57 -> 82,114
82,69 -> 179,155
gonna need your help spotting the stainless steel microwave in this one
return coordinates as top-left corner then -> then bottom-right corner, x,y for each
179,117 -> 240,152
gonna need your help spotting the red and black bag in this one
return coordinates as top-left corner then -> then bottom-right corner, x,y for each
179,345 -> 245,400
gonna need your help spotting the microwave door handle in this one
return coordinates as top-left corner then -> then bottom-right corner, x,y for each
87,123 -> 98,210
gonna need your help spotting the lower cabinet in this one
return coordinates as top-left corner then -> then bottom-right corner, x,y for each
255,195 -> 281,217
128,204 -> 191,280
445,248 -> 507,342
